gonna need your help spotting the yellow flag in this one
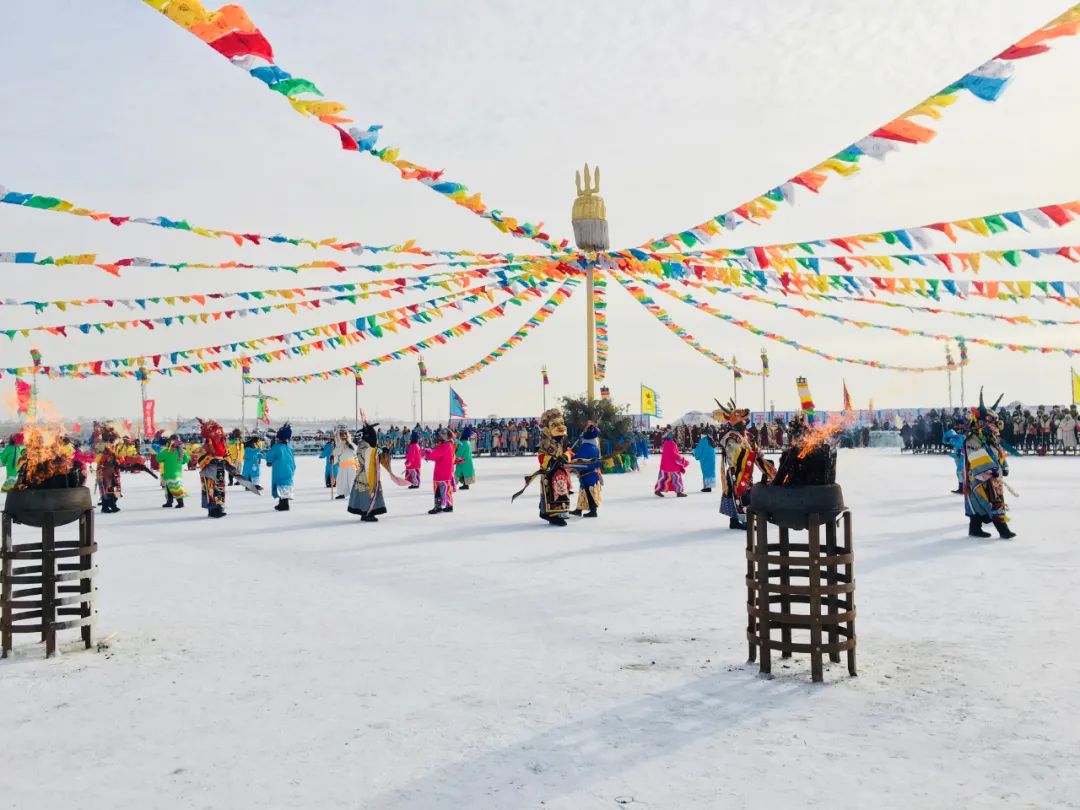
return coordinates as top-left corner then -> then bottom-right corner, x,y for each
640,385 -> 658,417
1072,368 -> 1080,404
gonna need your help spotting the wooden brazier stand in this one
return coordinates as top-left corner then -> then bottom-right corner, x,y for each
745,482 -> 856,683
2,487 -> 97,658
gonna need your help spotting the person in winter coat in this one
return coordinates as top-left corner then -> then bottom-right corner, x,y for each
692,435 -> 717,493
455,426 -> 476,490
155,435 -> 191,508
266,423 -> 297,511
942,422 -> 966,494
242,437 -> 264,486
569,423 -> 603,518
1,433 -> 25,492
404,432 -> 422,488
96,446 -> 123,513
655,435 -> 689,497
226,429 -> 244,485
334,429 -> 358,500
423,429 -> 460,514
318,439 -> 336,488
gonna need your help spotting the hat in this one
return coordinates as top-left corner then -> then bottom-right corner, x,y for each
582,424 -> 600,446
712,398 -> 750,426
409,431 -> 420,443
461,426 -> 475,441
437,427 -> 450,441
276,423 -> 293,441
360,424 -> 378,447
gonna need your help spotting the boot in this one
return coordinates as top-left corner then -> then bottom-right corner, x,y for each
701,487 -> 712,493
993,519 -> 1016,540
583,510 -> 598,518
544,515 -> 568,527
442,506 -> 453,514
208,505 -> 226,518
729,516 -> 743,531
361,514 -> 379,523
676,492 -> 687,498
968,517 -> 991,538
274,498 -> 290,511
174,497 -> 185,509
428,495 -> 442,515
460,484 -> 470,491
162,492 -> 174,508
569,509 -> 583,517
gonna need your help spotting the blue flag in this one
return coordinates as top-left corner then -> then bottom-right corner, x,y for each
449,386 -> 468,419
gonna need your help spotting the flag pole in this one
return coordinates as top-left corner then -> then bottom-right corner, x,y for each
240,366 -> 246,433
732,356 -> 738,408
354,376 -> 359,430
542,365 -> 547,412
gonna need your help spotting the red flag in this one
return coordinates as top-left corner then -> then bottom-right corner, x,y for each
143,399 -> 156,437
842,380 -> 853,413
15,379 -> 31,415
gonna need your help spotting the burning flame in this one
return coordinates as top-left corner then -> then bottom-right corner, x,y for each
795,412 -> 858,460
20,424 -> 76,487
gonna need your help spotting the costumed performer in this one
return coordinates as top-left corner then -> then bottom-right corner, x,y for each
423,428 -> 459,514
455,427 -> 476,490
693,434 -> 716,493
334,428 -> 358,500
655,434 -> 688,497
226,428 -> 244,486
715,400 -> 775,530
348,423 -> 388,522
96,444 -> 123,514
568,423 -> 602,518
963,391 -> 1016,539
156,435 -> 190,508
943,418 -> 966,494
266,423 -> 297,512
510,408 -> 573,527
404,431 -> 422,488
197,419 -> 230,519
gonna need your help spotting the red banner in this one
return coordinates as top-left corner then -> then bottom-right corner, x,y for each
15,378 -> 31,415
142,399 -> 156,437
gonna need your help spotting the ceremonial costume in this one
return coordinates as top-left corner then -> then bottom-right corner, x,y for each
226,430 -> 244,485
569,424 -> 602,518
319,440 -> 336,488
714,400 -> 774,530
242,437 -> 264,485
197,419 -> 230,518
692,435 -> 717,492
333,429 -> 358,500
535,409 -> 573,526
348,424 -> 387,521
1058,411 -> 1078,453
963,392 -> 1016,539
654,436 -> 688,497
96,446 -> 123,513
943,424 -> 966,494
455,427 -> 476,490
423,430 -> 459,514
404,432 -> 422,488
266,424 -> 296,511
1,434 -> 24,492
156,437 -> 191,508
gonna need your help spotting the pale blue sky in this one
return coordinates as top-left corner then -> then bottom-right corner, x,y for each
2,1 -> 1079,423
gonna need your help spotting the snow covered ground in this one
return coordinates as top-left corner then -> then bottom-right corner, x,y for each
2,449 -> 1078,809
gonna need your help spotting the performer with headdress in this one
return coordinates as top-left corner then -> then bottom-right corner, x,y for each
96,444 -> 123,513
348,423 -> 387,522
266,423 -> 297,511
455,427 -> 476,491
404,431 -> 422,489
155,434 -> 191,509
423,428 -> 460,514
655,433 -> 689,497
963,391 -> 1016,539
197,419 -> 230,518
714,399 -> 775,530
334,428 -> 358,500
568,423 -> 602,518
511,408 -> 574,526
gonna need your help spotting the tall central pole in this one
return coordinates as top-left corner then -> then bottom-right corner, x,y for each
586,262 -> 597,402
571,163 -> 608,402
